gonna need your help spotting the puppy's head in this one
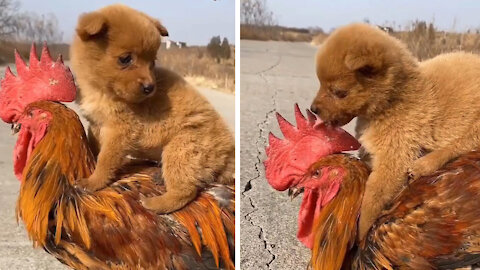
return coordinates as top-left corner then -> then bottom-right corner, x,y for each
311,23 -> 418,126
72,4 -> 168,103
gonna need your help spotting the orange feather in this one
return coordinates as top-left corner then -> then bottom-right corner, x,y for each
15,101 -> 235,269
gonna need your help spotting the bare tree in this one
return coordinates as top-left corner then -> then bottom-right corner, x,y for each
0,0 -> 20,38
15,12 -> 63,43
0,0 -> 63,43
241,0 -> 275,26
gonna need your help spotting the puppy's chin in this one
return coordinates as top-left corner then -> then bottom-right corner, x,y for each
323,114 -> 355,127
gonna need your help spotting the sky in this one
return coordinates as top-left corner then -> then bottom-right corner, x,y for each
16,0 -> 235,45
268,0 -> 480,32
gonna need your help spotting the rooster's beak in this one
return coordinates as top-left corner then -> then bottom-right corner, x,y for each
11,123 -> 21,135
288,187 -> 304,201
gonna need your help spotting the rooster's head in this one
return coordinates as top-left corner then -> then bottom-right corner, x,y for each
0,43 -> 76,180
264,104 -> 360,248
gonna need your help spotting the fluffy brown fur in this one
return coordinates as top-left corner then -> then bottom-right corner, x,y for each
311,23 -> 480,239
70,4 -> 235,214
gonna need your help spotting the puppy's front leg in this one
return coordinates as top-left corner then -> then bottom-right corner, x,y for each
141,134 -> 208,214
87,125 -> 100,158
77,127 -> 129,191
358,150 -> 413,240
408,149 -> 452,180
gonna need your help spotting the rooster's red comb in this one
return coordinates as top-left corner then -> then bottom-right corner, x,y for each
0,43 -> 76,123
264,104 -> 360,191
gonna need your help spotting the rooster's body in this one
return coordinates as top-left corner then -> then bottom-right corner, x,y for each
19,101 -> 235,270
264,105 -> 480,270
0,45 -> 234,270
311,154 -> 480,270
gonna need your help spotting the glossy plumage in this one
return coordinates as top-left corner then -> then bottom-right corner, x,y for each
17,101 -> 235,270
309,153 -> 480,270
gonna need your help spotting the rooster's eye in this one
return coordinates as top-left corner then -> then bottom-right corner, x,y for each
312,169 -> 322,178
118,54 -> 133,67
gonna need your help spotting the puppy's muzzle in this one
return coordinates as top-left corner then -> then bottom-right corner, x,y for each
310,104 -> 321,115
142,83 -> 155,95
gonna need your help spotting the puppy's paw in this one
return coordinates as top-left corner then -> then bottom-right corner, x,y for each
140,195 -> 171,214
76,175 -> 108,192
408,155 -> 444,181
140,189 -> 196,214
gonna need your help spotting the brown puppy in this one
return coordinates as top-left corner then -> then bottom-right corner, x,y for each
70,4 -> 235,213
311,23 -> 480,239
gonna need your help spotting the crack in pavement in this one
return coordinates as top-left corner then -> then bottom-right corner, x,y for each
255,55 -> 282,75
242,72 -> 278,196
242,73 -> 311,79
241,101 -> 276,195
242,55 -> 282,195
242,55 -> 282,269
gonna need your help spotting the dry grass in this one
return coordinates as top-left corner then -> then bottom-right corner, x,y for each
157,46 -> 235,93
0,40 -> 69,65
241,24 -> 315,42
311,21 -> 480,61
310,32 -> 329,46
392,23 -> 480,60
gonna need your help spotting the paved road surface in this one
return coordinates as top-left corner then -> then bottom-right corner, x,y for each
240,40 -> 357,269
198,87 -> 235,133
0,63 -> 234,269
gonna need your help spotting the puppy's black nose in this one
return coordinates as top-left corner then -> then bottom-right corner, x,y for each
310,104 -> 320,115
142,83 -> 155,95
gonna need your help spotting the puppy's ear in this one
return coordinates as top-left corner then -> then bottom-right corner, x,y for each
150,18 -> 169,37
76,12 -> 108,41
345,51 -> 384,78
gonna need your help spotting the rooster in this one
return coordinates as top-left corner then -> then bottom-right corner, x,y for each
264,105 -> 480,270
0,44 -> 235,270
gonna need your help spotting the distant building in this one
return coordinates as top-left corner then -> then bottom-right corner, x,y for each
177,42 -> 187,48
161,37 -> 187,49
376,25 -> 394,34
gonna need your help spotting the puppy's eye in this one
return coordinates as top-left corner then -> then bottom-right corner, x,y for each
331,88 -> 348,99
357,65 -> 376,78
118,54 -> 133,67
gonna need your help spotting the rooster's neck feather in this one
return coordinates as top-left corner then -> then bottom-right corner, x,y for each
16,101 -> 95,247
310,155 -> 369,270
